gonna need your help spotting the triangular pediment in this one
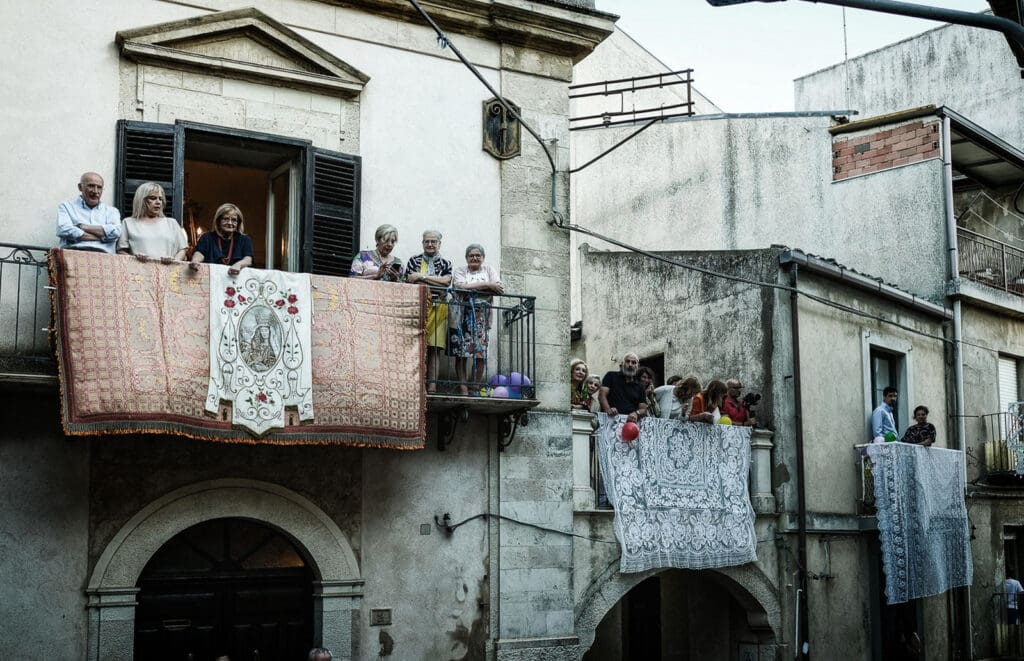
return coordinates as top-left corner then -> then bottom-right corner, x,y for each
116,7 -> 368,97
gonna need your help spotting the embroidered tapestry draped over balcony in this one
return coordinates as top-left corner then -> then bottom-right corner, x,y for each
596,415 -> 757,573
51,249 -> 426,448
867,443 -> 972,604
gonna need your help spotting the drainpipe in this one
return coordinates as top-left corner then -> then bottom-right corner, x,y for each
788,263 -> 810,660
941,114 -> 973,660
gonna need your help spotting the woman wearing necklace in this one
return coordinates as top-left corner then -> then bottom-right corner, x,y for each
189,203 -> 254,276
116,182 -> 188,262
349,224 -> 404,282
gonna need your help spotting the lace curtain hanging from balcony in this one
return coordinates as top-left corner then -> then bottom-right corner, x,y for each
868,443 -> 972,604
596,415 -> 757,573
207,265 -> 314,436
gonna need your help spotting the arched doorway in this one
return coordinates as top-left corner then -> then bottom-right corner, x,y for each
86,479 -> 363,661
135,518 -> 314,660
581,568 -> 778,660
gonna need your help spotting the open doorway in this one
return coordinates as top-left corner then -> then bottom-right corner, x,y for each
182,128 -> 303,271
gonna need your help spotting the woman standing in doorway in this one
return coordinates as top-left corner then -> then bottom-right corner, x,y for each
189,203 -> 254,276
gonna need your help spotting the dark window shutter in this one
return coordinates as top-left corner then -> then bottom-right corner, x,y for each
304,148 -> 361,276
115,120 -> 180,219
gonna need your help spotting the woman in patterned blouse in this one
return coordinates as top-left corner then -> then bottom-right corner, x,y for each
350,224 -> 404,282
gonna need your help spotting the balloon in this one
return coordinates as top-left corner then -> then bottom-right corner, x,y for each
492,386 -> 509,398
884,432 -> 897,443
872,436 -> 885,444
621,421 -> 640,442
489,374 -> 509,387
718,415 -> 733,425
508,372 -> 532,398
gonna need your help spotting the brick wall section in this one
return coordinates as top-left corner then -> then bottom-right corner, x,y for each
832,120 -> 940,181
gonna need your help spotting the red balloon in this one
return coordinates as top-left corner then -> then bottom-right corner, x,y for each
621,421 -> 640,442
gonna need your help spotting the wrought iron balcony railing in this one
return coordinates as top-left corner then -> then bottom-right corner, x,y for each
423,285 -> 536,401
958,227 -> 1024,296
0,243 -> 53,376
979,411 -> 1024,482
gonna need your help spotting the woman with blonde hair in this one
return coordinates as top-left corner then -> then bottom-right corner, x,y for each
116,182 -> 187,262
570,359 -> 593,410
350,224 -> 404,281
189,203 -> 253,276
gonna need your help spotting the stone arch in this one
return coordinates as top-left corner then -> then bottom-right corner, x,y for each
86,479 -> 362,661
574,562 -> 781,658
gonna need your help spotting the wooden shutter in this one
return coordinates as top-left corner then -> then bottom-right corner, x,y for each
115,120 -> 182,220
304,148 -> 361,276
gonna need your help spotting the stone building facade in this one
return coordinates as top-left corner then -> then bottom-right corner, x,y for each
0,1 -> 624,659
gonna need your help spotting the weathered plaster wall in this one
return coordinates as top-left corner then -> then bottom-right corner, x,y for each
794,272 -> 949,514
570,115 -> 948,305
0,394 -> 90,660
960,305 -> 1024,481
496,411 -> 576,652
360,419 -> 491,661
795,20 -> 1024,148
88,435 -> 364,571
578,248 -> 779,426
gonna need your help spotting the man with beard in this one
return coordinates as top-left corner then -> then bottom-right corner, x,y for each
56,172 -> 122,253
598,352 -> 648,423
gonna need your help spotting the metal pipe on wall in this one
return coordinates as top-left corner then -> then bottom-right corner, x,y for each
941,113 -> 973,661
788,263 -> 810,660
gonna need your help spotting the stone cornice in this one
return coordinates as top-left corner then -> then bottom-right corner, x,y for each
329,0 -> 616,62
116,7 -> 369,97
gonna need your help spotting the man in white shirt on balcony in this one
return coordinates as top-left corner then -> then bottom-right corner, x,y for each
56,172 -> 121,254
1006,568 -> 1023,624
871,386 -> 898,440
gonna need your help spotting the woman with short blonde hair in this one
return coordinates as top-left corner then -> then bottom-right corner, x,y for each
116,182 -> 188,262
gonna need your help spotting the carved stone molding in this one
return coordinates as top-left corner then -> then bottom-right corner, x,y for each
116,7 -> 369,97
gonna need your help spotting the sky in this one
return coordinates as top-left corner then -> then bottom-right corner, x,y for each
595,0 -> 990,112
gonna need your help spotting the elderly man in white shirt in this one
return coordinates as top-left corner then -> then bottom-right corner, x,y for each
56,172 -> 121,254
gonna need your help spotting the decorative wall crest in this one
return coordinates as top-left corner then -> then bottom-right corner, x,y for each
482,98 -> 521,160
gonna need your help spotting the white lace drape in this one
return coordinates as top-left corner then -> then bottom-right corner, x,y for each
867,443 -> 972,604
596,415 -> 757,573
207,265 -> 313,436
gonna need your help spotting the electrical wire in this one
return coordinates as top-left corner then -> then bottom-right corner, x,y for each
438,511 -> 618,544
437,511 -> 775,546
403,0 -> 1008,359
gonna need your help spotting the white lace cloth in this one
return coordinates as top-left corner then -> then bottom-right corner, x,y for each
207,265 -> 314,436
596,415 -> 757,573
867,443 -> 972,604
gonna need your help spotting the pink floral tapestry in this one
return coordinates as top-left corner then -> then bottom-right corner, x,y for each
51,249 -> 426,448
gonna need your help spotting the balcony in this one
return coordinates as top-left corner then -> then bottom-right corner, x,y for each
958,227 -> 1024,297
0,243 -> 53,382
2,244 -> 539,434
978,411 -> 1024,485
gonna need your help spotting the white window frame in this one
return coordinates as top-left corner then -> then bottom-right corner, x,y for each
861,329 -> 914,439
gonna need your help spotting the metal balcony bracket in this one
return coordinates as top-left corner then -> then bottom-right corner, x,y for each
498,410 -> 529,452
437,406 -> 469,451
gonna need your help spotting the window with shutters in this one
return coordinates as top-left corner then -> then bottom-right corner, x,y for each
115,120 -> 360,275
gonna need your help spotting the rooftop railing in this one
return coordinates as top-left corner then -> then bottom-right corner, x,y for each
958,227 -> 1024,296
0,243 -> 52,376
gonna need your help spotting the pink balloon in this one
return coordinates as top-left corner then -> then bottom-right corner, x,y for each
492,386 -> 510,398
